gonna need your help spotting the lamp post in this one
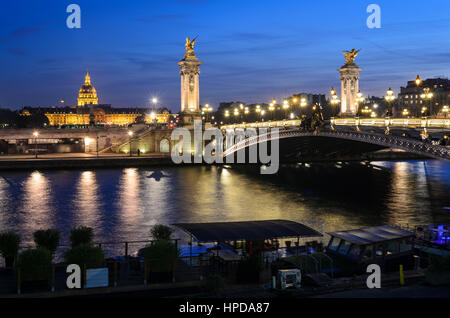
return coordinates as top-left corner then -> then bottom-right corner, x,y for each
282,100 -> 289,120
202,104 -> 213,122
244,106 -> 249,122
33,131 -> 39,159
255,105 -> 261,121
402,108 -> 410,117
233,108 -> 240,123
384,88 -> 395,117
442,105 -> 449,118
420,87 -> 433,117
330,88 -> 340,116
224,110 -> 230,124
128,130 -> 133,157
268,103 -> 275,121
355,90 -> 365,116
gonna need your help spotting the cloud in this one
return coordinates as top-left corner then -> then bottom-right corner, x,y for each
10,27 -> 42,38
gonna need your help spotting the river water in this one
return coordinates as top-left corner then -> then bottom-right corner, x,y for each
0,160 -> 449,257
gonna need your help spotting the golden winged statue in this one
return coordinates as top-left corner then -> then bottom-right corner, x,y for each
342,48 -> 361,65
184,36 -> 198,59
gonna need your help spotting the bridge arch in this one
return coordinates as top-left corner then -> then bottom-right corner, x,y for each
222,129 -> 450,162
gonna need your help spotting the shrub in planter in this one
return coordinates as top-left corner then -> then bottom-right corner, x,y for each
143,240 -> 179,274
64,244 -> 105,269
150,224 -> 173,241
70,226 -> 93,248
0,232 -> 20,268
204,274 -> 225,296
33,229 -> 60,255
17,248 -> 52,282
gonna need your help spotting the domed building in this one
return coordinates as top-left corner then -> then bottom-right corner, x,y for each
21,71 -> 174,126
77,71 -> 98,106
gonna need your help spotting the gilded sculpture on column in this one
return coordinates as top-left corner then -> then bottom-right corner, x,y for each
184,36 -> 198,59
342,48 -> 361,65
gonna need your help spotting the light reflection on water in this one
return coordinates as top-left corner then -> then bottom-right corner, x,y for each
0,160 -> 448,257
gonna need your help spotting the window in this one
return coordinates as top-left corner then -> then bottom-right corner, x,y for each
328,237 -> 341,251
348,245 -> 362,258
160,139 -> 170,153
338,240 -> 352,255
362,246 -> 373,260
386,241 -> 400,255
399,239 -> 412,252
375,244 -> 384,257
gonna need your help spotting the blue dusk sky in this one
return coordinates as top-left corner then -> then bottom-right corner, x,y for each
0,0 -> 449,112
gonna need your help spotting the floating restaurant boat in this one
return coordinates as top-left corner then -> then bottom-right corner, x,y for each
173,219 -> 323,264
326,225 -> 416,275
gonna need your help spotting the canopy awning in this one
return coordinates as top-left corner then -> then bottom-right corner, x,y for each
328,225 -> 414,246
173,219 -> 322,243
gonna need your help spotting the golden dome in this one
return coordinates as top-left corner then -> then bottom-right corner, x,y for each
77,71 -> 98,106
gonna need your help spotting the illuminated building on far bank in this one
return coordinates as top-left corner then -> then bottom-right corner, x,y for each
20,72 -> 173,126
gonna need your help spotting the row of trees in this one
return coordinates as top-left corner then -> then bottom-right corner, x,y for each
0,109 -> 49,128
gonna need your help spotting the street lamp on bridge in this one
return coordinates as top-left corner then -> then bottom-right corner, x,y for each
330,87 -> 340,116
384,88 -> 395,117
282,99 -> 290,119
355,90 -> 365,115
420,87 -> 433,117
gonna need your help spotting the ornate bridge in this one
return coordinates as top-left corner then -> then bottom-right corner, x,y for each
222,128 -> 450,162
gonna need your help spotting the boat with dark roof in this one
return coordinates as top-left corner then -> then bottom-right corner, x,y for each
325,225 -> 416,275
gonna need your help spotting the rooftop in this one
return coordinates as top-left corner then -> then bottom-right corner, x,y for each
328,225 -> 414,246
173,219 -> 322,243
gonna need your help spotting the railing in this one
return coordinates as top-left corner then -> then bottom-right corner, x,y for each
331,117 -> 450,129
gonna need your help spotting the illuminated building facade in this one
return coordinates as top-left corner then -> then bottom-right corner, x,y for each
20,72 -> 173,126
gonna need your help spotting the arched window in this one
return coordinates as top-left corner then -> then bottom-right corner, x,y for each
160,139 -> 170,153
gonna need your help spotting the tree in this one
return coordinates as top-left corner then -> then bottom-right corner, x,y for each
150,224 -> 173,241
70,226 -> 93,247
0,232 -> 20,268
33,229 -> 60,255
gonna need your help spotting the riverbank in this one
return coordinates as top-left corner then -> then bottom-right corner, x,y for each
0,153 -> 176,170
0,149 -> 430,171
